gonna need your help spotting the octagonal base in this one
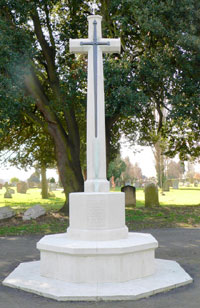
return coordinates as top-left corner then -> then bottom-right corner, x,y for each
3,259 -> 192,301
37,232 -> 158,283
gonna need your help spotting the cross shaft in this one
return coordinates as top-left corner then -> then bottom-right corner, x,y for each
69,15 -> 120,192
80,20 -> 110,138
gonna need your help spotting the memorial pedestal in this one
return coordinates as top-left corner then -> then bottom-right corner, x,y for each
67,192 -> 128,241
38,233 -> 157,283
3,191 -> 192,301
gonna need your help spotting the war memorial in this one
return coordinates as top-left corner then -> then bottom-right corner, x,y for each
3,10 -> 192,301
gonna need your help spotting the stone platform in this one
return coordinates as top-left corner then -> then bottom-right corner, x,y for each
3,258 -> 192,301
37,233 -> 157,283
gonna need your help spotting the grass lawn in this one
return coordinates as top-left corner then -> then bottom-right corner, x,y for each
0,188 -> 66,236
126,186 -> 200,230
0,187 -> 65,212
0,186 -> 200,236
136,186 -> 200,207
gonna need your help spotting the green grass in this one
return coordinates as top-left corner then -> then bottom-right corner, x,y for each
0,187 -> 66,236
0,220 -> 68,236
112,186 -> 200,230
0,187 -> 65,212
125,205 -> 200,230
137,187 -> 200,207
1,186 -> 200,236
112,186 -> 200,207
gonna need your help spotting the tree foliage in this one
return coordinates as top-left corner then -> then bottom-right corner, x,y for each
167,160 -> 184,180
107,154 -> 126,180
121,157 -> 143,184
0,0 -> 200,212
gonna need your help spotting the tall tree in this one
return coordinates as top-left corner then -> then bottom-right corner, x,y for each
1,0 -> 200,214
167,160 -> 184,180
107,154 -> 126,183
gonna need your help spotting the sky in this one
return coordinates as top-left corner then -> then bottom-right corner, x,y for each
1,144 -> 200,183
120,144 -> 156,178
0,167 -> 58,183
0,143 -> 156,182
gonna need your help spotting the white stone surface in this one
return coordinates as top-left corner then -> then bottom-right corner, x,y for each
37,233 -> 158,283
68,192 -> 128,240
3,259 -> 193,301
22,205 -> 46,221
0,206 -> 15,220
70,16 -> 120,193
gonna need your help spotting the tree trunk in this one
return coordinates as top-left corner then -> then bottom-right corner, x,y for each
153,140 -> 165,189
52,130 -> 84,215
41,165 -> 48,199
24,72 -> 85,215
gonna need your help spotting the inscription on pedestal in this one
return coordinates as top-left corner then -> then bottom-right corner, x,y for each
87,204 -> 106,229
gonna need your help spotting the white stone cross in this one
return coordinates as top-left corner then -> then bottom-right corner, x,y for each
70,15 -> 120,192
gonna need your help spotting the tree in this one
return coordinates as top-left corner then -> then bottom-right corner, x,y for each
107,154 -> 126,184
0,1 -> 137,212
0,118 -> 56,199
186,162 -> 195,183
49,177 -> 56,183
152,140 -> 166,188
10,177 -> 20,185
0,1 -> 88,213
132,162 -> 143,181
194,173 -> 200,181
28,170 -> 40,185
118,0 -> 200,179
121,157 -> 143,185
1,0 -> 200,214
167,160 -> 184,180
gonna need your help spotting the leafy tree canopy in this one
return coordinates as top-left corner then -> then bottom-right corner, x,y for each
0,0 -> 200,212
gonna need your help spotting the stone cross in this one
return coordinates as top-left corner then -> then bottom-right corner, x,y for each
70,15 -> 120,192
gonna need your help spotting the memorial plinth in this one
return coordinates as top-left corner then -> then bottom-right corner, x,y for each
67,192 -> 128,241
3,14 -> 192,301
37,233 -> 157,284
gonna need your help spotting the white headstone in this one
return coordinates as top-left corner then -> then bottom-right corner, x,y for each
23,205 -> 46,221
0,206 -> 15,220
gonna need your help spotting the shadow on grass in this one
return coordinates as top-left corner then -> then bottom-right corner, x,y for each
1,198 -> 65,213
178,187 -> 200,191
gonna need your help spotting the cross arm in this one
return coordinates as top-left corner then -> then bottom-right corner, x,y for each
69,39 -> 90,54
100,38 -> 121,54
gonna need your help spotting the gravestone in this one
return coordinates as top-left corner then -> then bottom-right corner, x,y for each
194,181 -> 198,187
134,182 -> 141,189
145,183 -> 159,207
3,8 -> 192,301
0,183 -> 3,189
121,185 -> 136,207
173,180 -> 179,189
23,205 -> 46,221
8,188 -> 15,194
17,182 -> 28,194
28,181 -> 37,188
49,183 -> 57,192
0,206 -> 15,220
4,191 -> 12,198
4,182 -> 12,198
163,181 -> 170,191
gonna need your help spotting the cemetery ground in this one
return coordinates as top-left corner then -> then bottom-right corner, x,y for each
0,186 -> 200,236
